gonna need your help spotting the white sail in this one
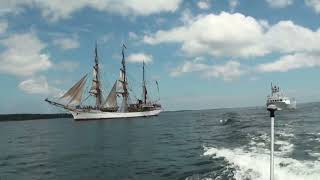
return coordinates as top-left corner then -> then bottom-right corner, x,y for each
116,80 -> 123,91
89,67 -> 98,95
68,79 -> 87,105
117,70 -> 128,93
60,74 -> 87,99
103,81 -> 118,108
119,98 -> 127,112
119,70 -> 125,82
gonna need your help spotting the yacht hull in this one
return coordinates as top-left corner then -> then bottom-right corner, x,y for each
266,101 -> 296,110
70,109 -> 162,120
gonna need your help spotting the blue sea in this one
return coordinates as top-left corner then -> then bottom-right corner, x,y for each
1,102 -> 320,180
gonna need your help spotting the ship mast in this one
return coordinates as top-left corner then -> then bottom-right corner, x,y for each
119,44 -> 129,111
89,43 -> 102,108
142,61 -> 147,104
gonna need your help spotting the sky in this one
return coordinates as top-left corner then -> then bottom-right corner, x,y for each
1,0 -> 320,113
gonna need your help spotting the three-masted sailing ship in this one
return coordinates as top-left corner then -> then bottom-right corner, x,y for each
45,44 -> 162,120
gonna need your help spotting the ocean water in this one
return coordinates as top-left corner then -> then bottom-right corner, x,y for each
1,102 -> 320,180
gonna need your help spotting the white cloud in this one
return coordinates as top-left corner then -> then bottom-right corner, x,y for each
19,76 -> 62,96
144,12 -> 267,57
266,0 -> 294,8
127,53 -> 153,63
54,61 -> 80,72
249,76 -> 260,81
53,35 -> 80,50
170,61 -> 208,76
0,32 -> 52,77
128,32 -> 138,40
180,9 -> 194,24
229,0 -> 239,12
0,32 -> 76,97
257,53 -> 320,72
144,12 -> 320,58
305,0 -> 320,14
171,60 -> 245,81
264,21 -> 320,54
99,33 -> 113,44
155,17 -> 166,25
197,0 -> 210,10
0,0 -> 183,22
205,61 -> 244,80
0,20 -> 8,34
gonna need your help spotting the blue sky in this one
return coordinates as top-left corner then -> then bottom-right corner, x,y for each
1,0 -> 320,113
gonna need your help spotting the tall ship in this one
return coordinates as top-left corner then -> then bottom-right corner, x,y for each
266,83 -> 296,110
45,44 -> 162,120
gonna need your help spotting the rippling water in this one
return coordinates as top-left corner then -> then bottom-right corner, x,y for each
1,102 -> 320,180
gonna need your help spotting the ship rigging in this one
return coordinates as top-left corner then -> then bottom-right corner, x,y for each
45,43 -> 162,120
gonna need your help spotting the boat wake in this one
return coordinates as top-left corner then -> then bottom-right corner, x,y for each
203,131 -> 320,180
203,146 -> 320,180
187,131 -> 320,180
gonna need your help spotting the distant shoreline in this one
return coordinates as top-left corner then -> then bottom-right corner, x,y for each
0,113 -> 72,121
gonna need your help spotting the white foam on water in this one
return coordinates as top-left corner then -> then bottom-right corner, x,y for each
314,138 -> 320,142
185,175 -> 213,180
247,133 -> 294,156
308,152 -> 320,160
277,130 -> 294,138
274,140 -> 294,155
203,146 -> 320,180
